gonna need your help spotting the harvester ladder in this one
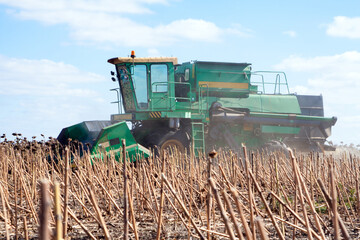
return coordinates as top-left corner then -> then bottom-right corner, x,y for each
191,122 -> 205,157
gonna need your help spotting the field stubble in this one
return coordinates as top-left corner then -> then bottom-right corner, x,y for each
0,138 -> 360,239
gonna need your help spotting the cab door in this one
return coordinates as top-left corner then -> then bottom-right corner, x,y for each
131,64 -> 149,111
149,63 -> 175,111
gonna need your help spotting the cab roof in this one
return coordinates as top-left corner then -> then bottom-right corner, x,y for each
108,57 -> 178,65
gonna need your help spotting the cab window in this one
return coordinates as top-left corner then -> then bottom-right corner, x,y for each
132,64 -> 148,109
151,64 -> 168,93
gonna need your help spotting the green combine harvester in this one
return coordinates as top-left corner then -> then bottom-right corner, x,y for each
58,51 -> 337,160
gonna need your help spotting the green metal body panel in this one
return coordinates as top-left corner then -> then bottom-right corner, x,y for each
194,61 -> 251,98
58,121 -> 110,143
57,121 -> 112,150
261,126 -> 301,134
57,121 -> 150,163
91,121 -> 150,162
178,61 -> 251,97
218,94 -> 301,114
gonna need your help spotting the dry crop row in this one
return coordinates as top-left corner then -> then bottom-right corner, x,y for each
0,139 -> 359,239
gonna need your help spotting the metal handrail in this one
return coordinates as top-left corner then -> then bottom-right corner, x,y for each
150,81 -> 210,115
150,82 -> 192,111
251,71 -> 290,94
199,84 -> 209,115
110,88 -> 122,114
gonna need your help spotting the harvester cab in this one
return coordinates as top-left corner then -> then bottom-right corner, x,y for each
107,55 -> 179,114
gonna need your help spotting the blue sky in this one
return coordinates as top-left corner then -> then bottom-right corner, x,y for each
0,0 -> 359,144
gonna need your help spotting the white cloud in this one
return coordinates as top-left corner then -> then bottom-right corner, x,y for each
0,0 -> 250,47
274,51 -> 360,105
274,51 -> 360,72
147,48 -> 161,56
1,0 -> 163,14
327,16 -> 360,39
274,51 -> 360,144
283,30 -> 297,37
224,24 -> 253,38
289,85 -> 309,95
0,55 -> 114,138
0,55 -> 104,96
156,19 -> 222,42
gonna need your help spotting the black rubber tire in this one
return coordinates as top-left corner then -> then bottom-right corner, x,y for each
158,130 -> 190,155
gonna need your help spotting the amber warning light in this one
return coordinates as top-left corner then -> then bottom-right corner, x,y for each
131,50 -> 136,58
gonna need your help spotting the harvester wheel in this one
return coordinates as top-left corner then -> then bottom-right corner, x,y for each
158,131 -> 190,155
